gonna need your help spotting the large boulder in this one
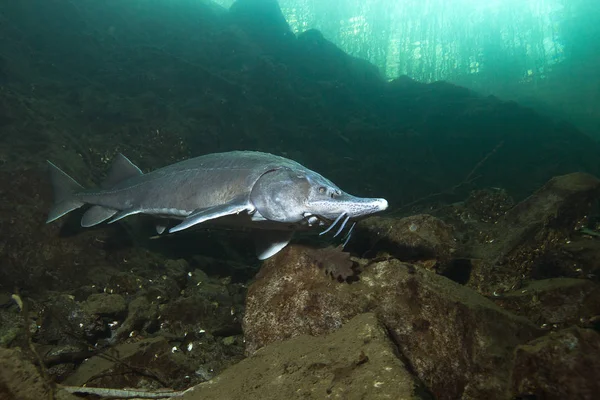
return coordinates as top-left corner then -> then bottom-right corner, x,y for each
63,337 -> 196,390
492,278 -> 600,329
243,245 -> 540,399
466,172 -> 600,294
180,313 -> 429,400
511,327 -> 600,399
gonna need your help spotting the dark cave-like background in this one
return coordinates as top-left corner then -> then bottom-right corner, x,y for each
0,0 -> 598,209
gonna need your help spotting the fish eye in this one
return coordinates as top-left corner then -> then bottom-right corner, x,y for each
318,186 -> 326,194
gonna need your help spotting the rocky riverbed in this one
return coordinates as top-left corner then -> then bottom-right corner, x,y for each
1,0 -> 599,399
1,172 -> 599,400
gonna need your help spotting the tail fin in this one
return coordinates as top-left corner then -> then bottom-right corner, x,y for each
46,161 -> 85,223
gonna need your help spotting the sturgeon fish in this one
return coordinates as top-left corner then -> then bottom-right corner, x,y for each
46,151 -> 388,259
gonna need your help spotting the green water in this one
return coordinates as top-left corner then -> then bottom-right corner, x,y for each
212,0 -> 600,138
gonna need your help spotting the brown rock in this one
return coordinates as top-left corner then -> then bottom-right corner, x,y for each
37,294 -> 108,346
464,172 -> 600,295
182,313 -> 428,400
562,237 -> 600,281
82,293 -> 127,317
511,327 -> 600,399
63,336 -> 195,390
159,290 -> 240,337
115,295 -> 159,339
482,173 -> 598,269
356,214 -> 456,272
0,347 -> 79,400
243,245 -> 365,355
463,188 -> 514,223
0,347 -> 51,400
372,262 -> 538,399
244,245 -> 540,399
492,278 -> 600,329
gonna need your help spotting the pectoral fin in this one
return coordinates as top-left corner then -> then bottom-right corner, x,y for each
254,230 -> 293,260
169,200 -> 251,233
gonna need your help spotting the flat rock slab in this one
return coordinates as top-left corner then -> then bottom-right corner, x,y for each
243,245 -> 541,399
468,172 -> 600,293
63,336 -> 195,390
493,277 -> 600,328
511,327 -> 600,399
179,313 -> 427,400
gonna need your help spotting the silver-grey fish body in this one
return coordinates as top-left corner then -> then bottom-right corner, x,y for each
46,150 -> 388,259
78,151 -> 302,224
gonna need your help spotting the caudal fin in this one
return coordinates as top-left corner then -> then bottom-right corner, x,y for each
46,161 -> 85,223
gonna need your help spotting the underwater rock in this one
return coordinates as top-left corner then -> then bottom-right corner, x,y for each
244,245 -> 540,399
102,258 -> 186,302
187,267 -> 209,286
355,214 -> 456,273
63,336 -> 196,391
36,343 -> 92,382
114,295 -> 159,340
0,347 -> 79,400
466,172 -> 600,294
370,262 -> 539,400
82,293 -> 127,317
181,313 -> 428,400
164,258 -> 191,289
463,187 -> 514,223
492,278 -> 600,330
159,271 -> 245,338
562,236 -> 600,283
47,362 -> 76,383
243,245 -> 365,355
511,327 -> 600,399
105,272 -> 144,295
159,292 -> 241,338
36,294 -> 108,345
489,172 -> 600,265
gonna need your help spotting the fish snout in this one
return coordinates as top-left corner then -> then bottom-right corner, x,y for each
352,197 -> 388,218
315,195 -> 388,241
326,195 -> 388,220
373,198 -> 388,211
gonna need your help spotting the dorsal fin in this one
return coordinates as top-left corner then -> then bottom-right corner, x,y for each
101,153 -> 143,189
